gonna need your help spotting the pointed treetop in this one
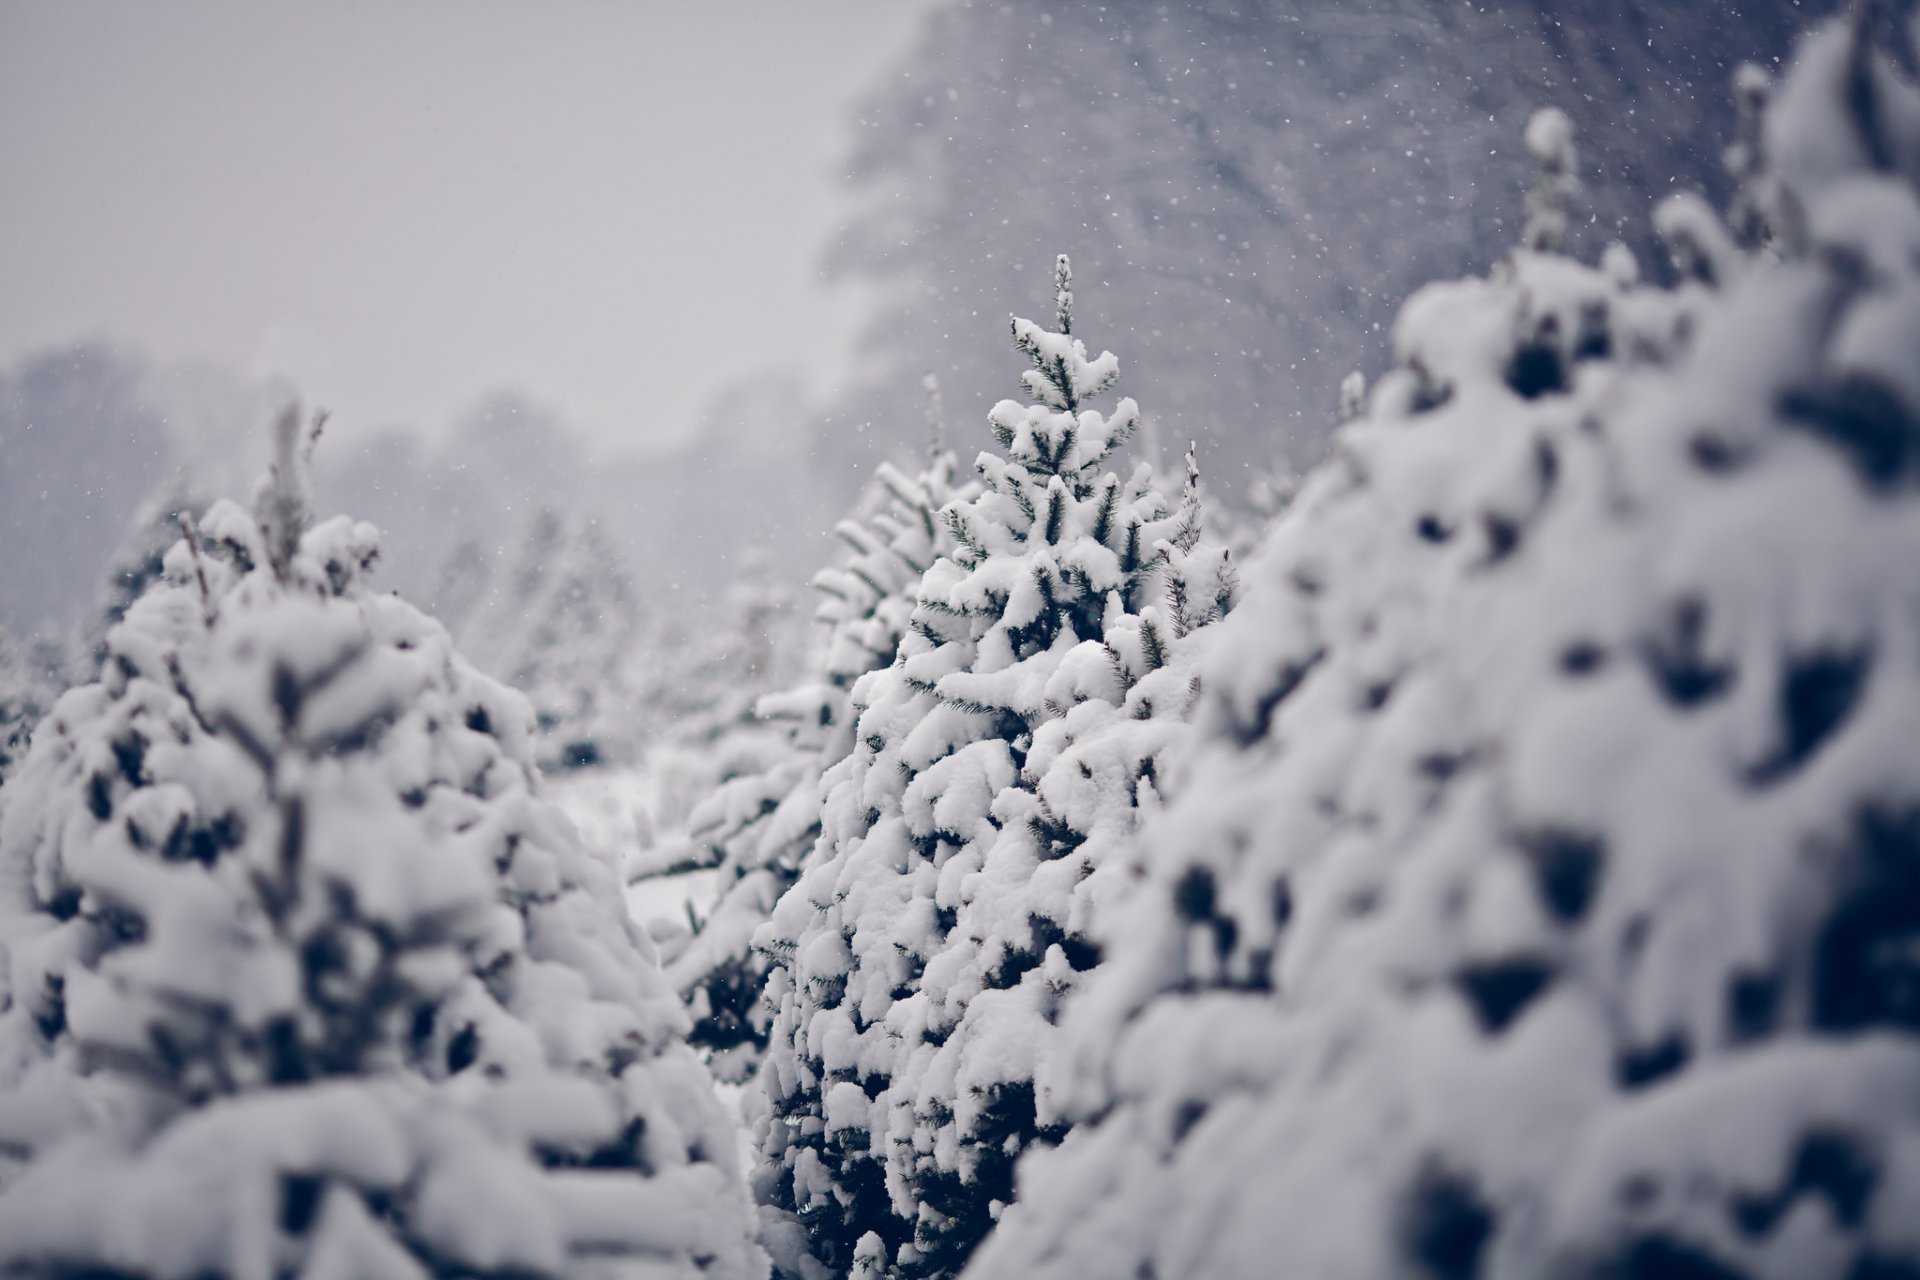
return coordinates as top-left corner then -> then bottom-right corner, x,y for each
1521,107 -> 1581,253
257,401 -> 318,584
1726,62 -> 1777,249
1054,253 -> 1074,335
1338,370 -> 1368,424
992,257 -> 1138,484
1175,441 -> 1203,556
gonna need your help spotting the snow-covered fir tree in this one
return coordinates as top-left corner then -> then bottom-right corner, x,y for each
456,506 -> 647,774
753,258 -> 1234,1278
669,433 -> 973,1082
0,407 -> 765,1279
972,19 -> 1920,1279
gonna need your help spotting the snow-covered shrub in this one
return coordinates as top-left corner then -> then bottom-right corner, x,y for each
971,20 -> 1920,1280
669,447 -> 973,1081
754,259 -> 1234,1278
0,408 -> 765,1279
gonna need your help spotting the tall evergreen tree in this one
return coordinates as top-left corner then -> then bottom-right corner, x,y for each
0,408 -> 765,1279
754,259 -> 1231,1278
670,433 -> 974,1081
972,18 -> 1920,1279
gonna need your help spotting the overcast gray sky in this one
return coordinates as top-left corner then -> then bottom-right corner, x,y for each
0,1 -> 929,455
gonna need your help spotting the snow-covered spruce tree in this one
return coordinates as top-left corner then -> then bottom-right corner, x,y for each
972,20 -> 1920,1280
459,507 -> 647,774
0,407 -> 764,1279
754,258 -> 1233,1278
669,439 -> 973,1082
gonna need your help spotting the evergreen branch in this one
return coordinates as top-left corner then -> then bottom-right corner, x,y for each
1213,550 -> 1239,621
178,513 -> 217,629
1009,477 -> 1036,523
1052,422 -> 1078,476
848,566 -> 891,609
1011,314 -> 1043,363
1042,485 -> 1065,545
835,520 -> 881,556
1032,563 -> 1059,621
1175,442 -> 1204,554
945,507 -> 989,564
301,409 -> 329,468
1139,611 -> 1168,673
1091,476 -> 1119,548
936,691 -> 1004,717
1051,355 -> 1077,413
1166,565 -> 1193,640
889,547 -> 932,579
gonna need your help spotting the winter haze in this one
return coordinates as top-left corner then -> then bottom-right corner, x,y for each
4,1 -> 1805,637
0,0 -> 926,630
